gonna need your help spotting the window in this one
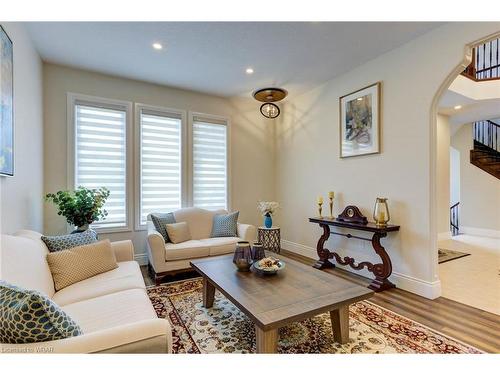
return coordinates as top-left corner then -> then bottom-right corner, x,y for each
69,94 -> 131,231
191,114 -> 229,210
137,105 -> 185,227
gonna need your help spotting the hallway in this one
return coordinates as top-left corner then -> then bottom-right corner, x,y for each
439,234 -> 500,315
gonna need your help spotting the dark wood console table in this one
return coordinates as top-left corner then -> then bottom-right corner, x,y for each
309,217 -> 400,292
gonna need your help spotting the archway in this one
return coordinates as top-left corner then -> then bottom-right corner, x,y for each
429,32 -> 500,305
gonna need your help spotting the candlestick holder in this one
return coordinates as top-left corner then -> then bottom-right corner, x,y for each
318,203 -> 323,218
329,197 -> 334,219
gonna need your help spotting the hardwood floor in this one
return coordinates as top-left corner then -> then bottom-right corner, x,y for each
141,249 -> 500,353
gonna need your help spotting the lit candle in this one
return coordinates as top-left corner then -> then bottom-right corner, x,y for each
328,191 -> 334,199
317,196 -> 323,204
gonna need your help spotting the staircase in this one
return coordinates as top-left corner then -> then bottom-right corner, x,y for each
470,120 -> 500,179
462,37 -> 500,81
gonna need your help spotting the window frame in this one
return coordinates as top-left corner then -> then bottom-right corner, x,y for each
67,92 -> 133,234
188,111 -> 231,211
134,103 -> 187,231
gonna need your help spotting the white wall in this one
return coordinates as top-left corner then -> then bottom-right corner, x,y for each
451,123 -> 500,235
0,23 -> 43,234
275,23 -> 500,299
43,64 -> 275,260
436,115 -> 451,236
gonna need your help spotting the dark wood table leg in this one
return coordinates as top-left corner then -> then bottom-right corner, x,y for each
369,233 -> 396,292
313,223 -> 335,270
255,325 -> 278,353
330,305 -> 349,344
202,277 -> 215,308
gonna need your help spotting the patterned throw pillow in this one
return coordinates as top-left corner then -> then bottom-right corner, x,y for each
150,213 -> 176,243
46,240 -> 118,291
0,281 -> 82,344
211,211 -> 239,238
41,230 -> 98,252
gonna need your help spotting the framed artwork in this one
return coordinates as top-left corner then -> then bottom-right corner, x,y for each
339,82 -> 380,158
0,25 -> 13,176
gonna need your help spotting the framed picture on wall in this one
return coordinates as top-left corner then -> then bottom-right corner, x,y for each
0,25 -> 14,176
339,82 -> 380,158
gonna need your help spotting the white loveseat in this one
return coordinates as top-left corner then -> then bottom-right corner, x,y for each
0,230 -> 172,353
147,207 -> 256,284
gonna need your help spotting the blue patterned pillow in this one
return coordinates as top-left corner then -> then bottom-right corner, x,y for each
211,211 -> 239,238
150,213 -> 176,243
41,230 -> 98,252
0,281 -> 83,344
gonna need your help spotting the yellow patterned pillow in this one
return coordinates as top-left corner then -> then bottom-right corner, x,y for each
46,239 -> 118,291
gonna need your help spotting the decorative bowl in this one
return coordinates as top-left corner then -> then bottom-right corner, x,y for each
252,258 -> 285,275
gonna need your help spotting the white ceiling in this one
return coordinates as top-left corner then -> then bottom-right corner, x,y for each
25,22 -> 442,98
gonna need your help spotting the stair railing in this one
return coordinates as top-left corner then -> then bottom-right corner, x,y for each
474,120 -> 500,153
462,38 -> 500,81
450,202 -> 460,236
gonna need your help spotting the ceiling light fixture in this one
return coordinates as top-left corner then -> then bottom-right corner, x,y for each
152,42 -> 163,50
253,87 -> 288,119
454,105 -> 462,110
246,67 -> 254,74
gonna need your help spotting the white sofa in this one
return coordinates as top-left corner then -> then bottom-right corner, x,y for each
147,207 -> 256,284
0,230 -> 172,353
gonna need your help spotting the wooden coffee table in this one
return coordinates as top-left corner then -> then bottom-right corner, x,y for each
190,253 -> 373,353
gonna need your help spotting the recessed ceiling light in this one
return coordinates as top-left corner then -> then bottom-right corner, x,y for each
454,105 -> 462,110
152,43 -> 163,50
357,97 -> 363,101
246,67 -> 254,74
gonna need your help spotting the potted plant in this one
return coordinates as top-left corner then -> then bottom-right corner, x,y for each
258,201 -> 279,228
45,186 -> 110,233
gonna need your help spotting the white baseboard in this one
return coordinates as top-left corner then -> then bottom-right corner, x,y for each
281,239 -> 317,259
438,231 -> 452,241
134,253 -> 149,266
460,226 -> 500,239
281,239 -> 441,300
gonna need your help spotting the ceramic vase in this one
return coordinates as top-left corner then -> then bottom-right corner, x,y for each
264,213 -> 273,228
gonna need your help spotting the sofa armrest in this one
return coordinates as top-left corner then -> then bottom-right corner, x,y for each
0,319 -> 172,354
237,223 -> 257,242
110,240 -> 134,262
147,221 -> 166,271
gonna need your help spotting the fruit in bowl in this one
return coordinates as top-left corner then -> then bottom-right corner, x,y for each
253,256 -> 285,274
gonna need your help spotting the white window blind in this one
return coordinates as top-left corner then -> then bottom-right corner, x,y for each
74,103 -> 128,229
139,109 -> 182,225
192,116 -> 228,210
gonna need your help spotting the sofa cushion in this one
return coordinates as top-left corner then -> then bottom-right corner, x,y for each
165,222 -> 191,244
41,230 -> 98,252
173,207 -> 227,240
201,237 -> 240,256
1,234 -> 56,298
46,240 -> 118,291
164,240 -> 210,261
52,261 -> 146,306
61,289 -> 157,334
211,211 -> 239,238
150,213 -> 176,243
0,281 -> 82,344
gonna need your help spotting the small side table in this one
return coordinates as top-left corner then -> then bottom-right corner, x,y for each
258,227 -> 281,254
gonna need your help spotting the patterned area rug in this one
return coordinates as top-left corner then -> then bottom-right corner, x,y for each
438,248 -> 471,264
147,277 -> 482,354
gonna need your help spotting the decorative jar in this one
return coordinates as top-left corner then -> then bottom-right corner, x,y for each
251,242 -> 265,261
233,241 -> 253,271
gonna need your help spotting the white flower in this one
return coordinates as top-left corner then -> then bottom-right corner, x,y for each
258,201 -> 280,216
